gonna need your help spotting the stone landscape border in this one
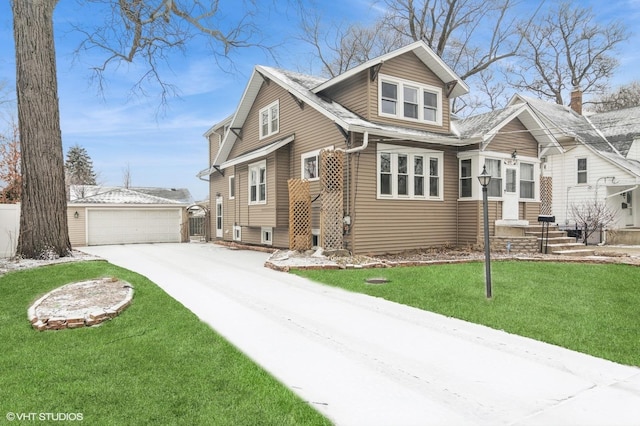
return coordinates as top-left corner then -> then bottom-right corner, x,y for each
28,277 -> 134,331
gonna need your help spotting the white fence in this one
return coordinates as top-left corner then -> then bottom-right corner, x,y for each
0,203 -> 19,258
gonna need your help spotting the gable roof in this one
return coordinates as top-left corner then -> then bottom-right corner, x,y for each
588,106 -> 640,157
452,103 -> 559,153
508,95 -> 640,178
69,186 -> 192,205
312,41 -> 469,98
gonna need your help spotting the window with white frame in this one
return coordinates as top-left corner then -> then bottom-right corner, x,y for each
259,100 -> 279,139
577,158 -> 587,184
249,160 -> 266,204
377,144 -> 443,200
520,163 -> 535,199
485,159 -> 502,197
300,147 -> 334,181
233,225 -> 242,241
229,175 -> 235,199
378,74 -> 442,125
459,159 -> 472,198
261,227 -> 273,245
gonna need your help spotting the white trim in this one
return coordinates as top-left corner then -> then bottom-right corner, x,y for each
577,157 -> 588,185
378,74 -> 443,126
233,225 -> 242,241
311,41 -> 468,98
228,175 -> 235,200
259,100 -> 279,139
248,160 -> 267,205
221,135 -> 294,170
377,143 -> 443,200
261,227 -> 273,245
300,146 -> 334,181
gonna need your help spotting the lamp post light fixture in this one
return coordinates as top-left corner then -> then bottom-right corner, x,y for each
478,165 -> 493,299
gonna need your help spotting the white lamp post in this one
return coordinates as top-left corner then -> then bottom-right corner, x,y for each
477,164 -> 493,299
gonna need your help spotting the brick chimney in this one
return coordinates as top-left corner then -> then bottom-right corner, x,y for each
570,86 -> 583,115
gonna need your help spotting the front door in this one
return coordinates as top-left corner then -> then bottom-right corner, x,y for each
503,167 -> 519,220
215,196 -> 223,238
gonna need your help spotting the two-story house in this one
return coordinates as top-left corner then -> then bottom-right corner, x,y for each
198,41 -> 556,254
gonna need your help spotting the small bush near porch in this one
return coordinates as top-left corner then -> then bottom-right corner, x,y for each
0,262 -> 329,425
294,261 -> 640,367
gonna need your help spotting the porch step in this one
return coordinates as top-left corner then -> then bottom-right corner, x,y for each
551,249 -> 596,256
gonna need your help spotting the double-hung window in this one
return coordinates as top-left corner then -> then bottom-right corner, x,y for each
259,100 -> 279,139
379,74 -> 442,125
377,144 -> 443,200
249,160 -> 266,204
577,158 -> 587,184
300,147 -> 334,181
485,159 -> 502,197
459,159 -> 472,198
520,163 -> 535,199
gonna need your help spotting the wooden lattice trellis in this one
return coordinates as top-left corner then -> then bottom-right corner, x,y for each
540,176 -> 553,215
320,149 -> 344,250
288,179 -> 312,251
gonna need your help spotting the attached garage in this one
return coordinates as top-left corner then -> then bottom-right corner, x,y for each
67,187 -> 191,247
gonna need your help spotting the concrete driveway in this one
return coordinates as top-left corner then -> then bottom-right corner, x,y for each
81,243 -> 640,425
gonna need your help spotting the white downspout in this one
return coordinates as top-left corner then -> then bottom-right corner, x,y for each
345,131 -> 369,153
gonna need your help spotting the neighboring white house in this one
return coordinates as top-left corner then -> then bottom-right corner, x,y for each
509,95 -> 640,241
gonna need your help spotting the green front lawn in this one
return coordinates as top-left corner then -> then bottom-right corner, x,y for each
0,261 -> 329,425
293,261 -> 640,366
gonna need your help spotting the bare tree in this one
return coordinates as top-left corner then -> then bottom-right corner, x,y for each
73,0 -> 266,105
570,200 -> 618,245
297,10 -> 404,77
0,119 -> 21,204
10,0 -> 270,259
509,1 -> 628,106
298,0 -> 541,113
380,0 -> 537,81
589,81 -> 640,113
122,163 -> 132,189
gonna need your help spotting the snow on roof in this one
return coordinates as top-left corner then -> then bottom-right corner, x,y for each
452,105 -> 523,139
589,106 -> 640,157
69,187 -> 191,205
512,95 -> 616,154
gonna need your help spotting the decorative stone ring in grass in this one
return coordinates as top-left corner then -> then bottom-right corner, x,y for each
28,277 -> 133,331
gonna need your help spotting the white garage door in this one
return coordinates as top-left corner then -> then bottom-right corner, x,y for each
87,209 -> 182,245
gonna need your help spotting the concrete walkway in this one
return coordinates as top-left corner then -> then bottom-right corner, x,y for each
81,243 -> 640,426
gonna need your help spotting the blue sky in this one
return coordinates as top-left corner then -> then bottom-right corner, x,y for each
1,0 -> 639,201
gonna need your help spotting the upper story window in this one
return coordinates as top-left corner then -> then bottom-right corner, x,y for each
577,158 -> 587,184
249,160 -> 266,204
378,74 -> 442,125
259,100 -> 279,139
377,143 -> 443,200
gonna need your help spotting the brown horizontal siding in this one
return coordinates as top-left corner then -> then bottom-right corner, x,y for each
369,52 -> 451,134
520,202 -> 541,222
457,200 -> 481,245
350,140 -> 459,255
488,118 -> 538,157
322,72 -> 370,119
275,147 -> 290,228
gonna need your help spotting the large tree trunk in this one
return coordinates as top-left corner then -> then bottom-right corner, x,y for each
12,0 -> 71,259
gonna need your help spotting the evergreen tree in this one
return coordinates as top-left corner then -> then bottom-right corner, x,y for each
65,144 -> 97,187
